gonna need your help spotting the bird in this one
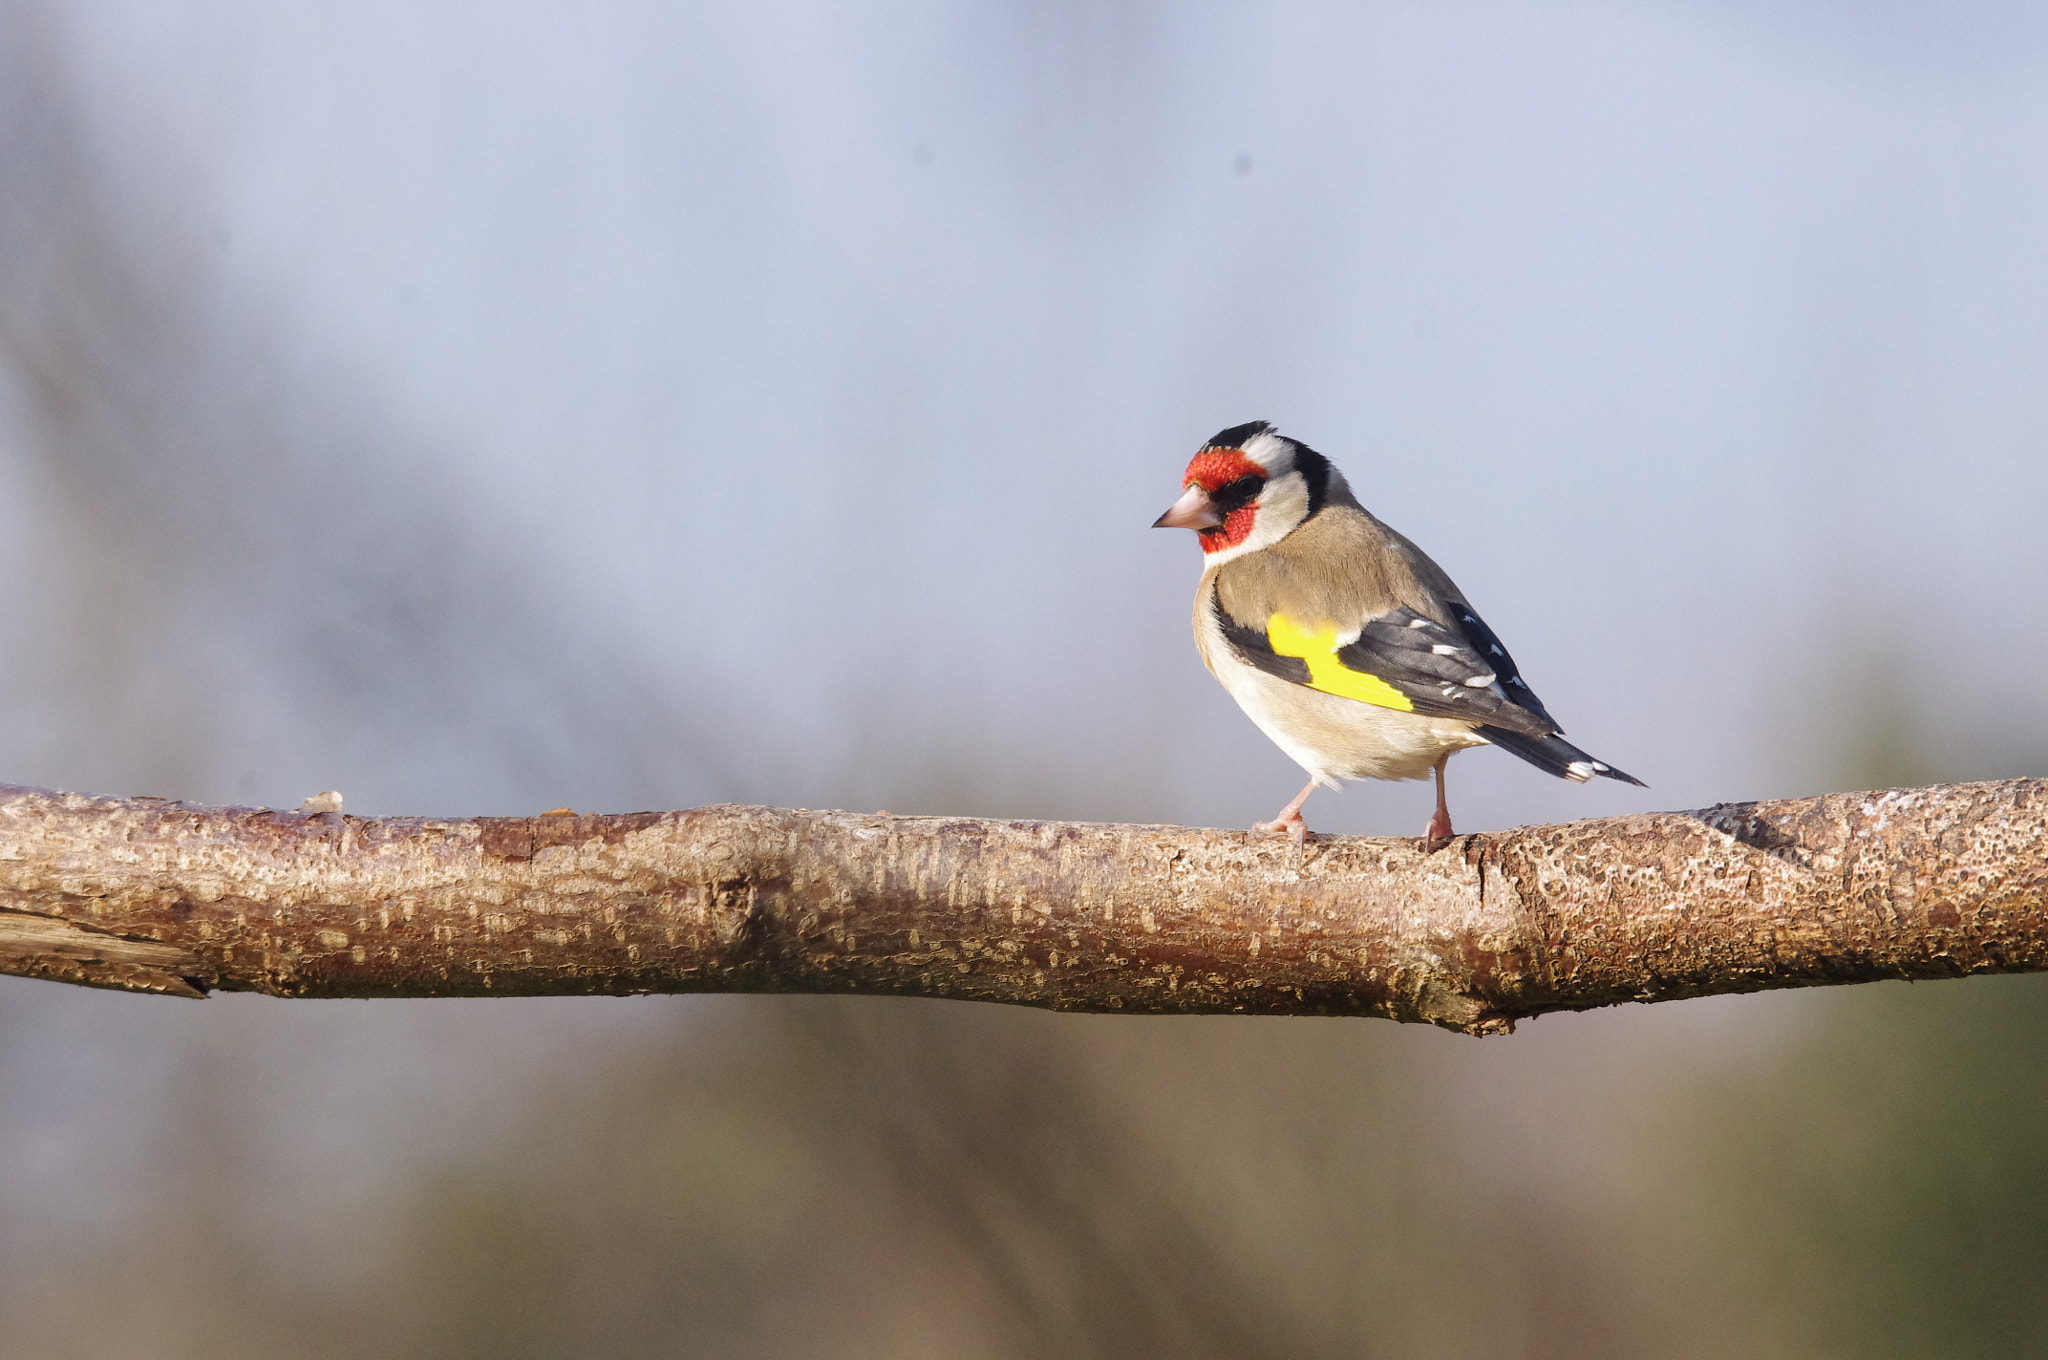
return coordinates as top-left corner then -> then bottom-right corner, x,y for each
1154,420 -> 1643,849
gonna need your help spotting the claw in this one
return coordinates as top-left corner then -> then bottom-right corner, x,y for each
1253,808 -> 1310,847
1423,808 -> 1453,853
1423,754 -> 1455,853
1253,775 -> 1322,849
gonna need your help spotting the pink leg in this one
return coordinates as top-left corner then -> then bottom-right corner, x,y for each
1254,775 -> 1322,847
1423,754 -> 1454,852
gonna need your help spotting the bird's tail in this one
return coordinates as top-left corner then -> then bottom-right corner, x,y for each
1479,726 -> 1646,787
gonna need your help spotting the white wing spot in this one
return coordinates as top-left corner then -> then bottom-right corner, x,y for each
1592,761 -> 1610,772
1407,617 -> 1432,630
1565,760 -> 1597,782
1490,645 -> 1503,656
1463,673 -> 1496,688
1510,677 -> 1529,688
1431,644 -> 1457,656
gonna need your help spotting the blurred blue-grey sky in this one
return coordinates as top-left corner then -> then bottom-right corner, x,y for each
8,0 -> 2046,831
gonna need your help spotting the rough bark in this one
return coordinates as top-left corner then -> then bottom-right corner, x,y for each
0,779 -> 2042,1035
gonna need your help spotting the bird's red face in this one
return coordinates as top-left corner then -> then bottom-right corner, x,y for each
1153,448 -> 1269,554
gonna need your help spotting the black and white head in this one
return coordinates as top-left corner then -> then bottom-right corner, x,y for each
1151,420 -> 1347,566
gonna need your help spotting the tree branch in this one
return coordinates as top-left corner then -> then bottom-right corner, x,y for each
0,780 -> 2042,1034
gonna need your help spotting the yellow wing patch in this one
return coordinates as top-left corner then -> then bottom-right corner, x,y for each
1266,616 -> 1415,712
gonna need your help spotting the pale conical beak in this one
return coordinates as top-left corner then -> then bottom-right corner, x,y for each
1153,483 -> 1223,530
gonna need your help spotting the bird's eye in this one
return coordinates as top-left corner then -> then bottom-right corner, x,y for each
1209,474 -> 1266,512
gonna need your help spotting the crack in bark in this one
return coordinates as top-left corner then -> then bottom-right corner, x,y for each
0,906 -> 210,997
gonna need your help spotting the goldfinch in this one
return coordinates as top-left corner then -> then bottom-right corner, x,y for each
1155,421 -> 1643,848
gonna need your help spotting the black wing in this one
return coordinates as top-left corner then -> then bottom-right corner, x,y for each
1436,601 -> 1645,785
1212,593 -> 1556,737
1431,599 -> 1559,730
1215,591 -> 1646,786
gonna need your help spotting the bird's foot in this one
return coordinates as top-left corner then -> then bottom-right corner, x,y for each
1253,809 -> 1310,848
1422,808 -> 1454,854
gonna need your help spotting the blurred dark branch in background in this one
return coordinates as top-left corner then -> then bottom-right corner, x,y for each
1,779 -> 2042,1034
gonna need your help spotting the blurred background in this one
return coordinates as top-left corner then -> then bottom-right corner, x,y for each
2,0 -> 2046,1354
